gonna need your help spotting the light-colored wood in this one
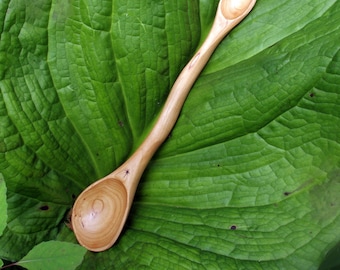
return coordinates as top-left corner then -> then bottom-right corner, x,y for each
71,0 -> 257,252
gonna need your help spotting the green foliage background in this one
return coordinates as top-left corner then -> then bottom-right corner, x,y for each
0,0 -> 339,269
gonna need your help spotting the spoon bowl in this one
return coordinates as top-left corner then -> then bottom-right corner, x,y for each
71,0 -> 257,252
72,178 -> 128,251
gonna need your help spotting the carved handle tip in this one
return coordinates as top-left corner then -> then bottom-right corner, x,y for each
221,0 -> 255,20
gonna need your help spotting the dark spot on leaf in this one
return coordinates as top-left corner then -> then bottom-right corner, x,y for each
309,93 -> 315,98
284,179 -> 314,197
268,42 -> 279,48
230,225 -> 237,230
40,205 -> 49,211
118,120 -> 124,127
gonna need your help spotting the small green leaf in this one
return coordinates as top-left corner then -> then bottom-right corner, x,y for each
0,174 -> 7,236
17,241 -> 86,270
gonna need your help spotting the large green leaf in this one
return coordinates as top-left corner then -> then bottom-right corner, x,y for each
1,0 -> 339,269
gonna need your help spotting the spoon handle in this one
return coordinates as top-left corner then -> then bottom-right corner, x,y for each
116,0 -> 257,200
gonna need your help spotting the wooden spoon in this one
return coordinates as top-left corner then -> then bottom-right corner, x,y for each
71,0 -> 257,252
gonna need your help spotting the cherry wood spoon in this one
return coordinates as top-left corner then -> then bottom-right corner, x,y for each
71,0 -> 257,252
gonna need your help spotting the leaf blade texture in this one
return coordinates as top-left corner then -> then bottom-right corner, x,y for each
0,0 -> 339,269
